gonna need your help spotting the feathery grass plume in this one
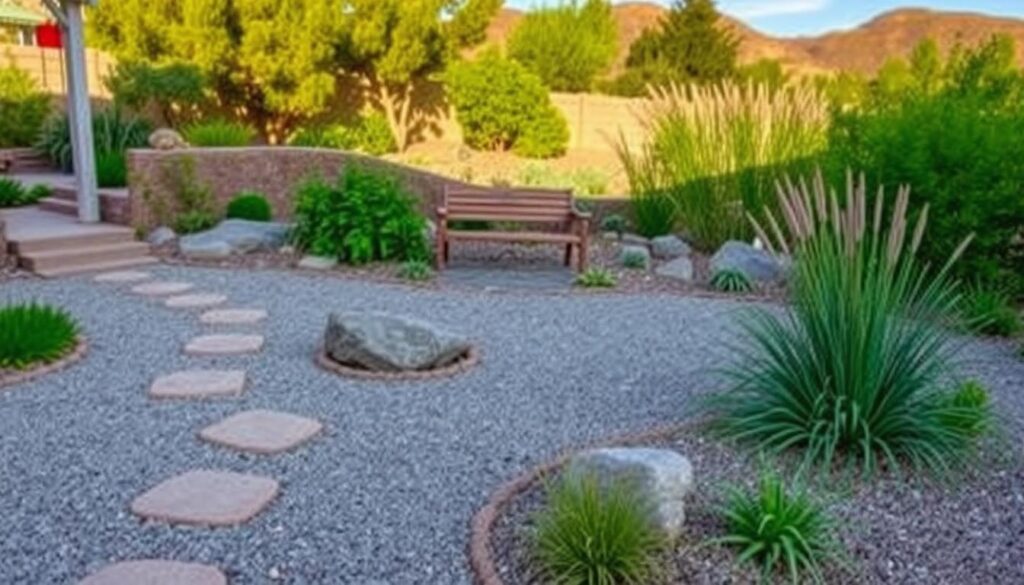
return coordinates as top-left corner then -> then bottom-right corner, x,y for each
711,169 -> 985,477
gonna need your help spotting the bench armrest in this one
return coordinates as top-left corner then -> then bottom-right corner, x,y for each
570,207 -> 592,220
436,207 -> 448,218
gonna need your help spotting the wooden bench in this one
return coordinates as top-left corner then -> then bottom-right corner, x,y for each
436,186 -> 591,271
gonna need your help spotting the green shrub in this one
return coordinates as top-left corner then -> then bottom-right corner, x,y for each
939,380 -> 992,439
445,49 -> 570,159
621,249 -> 648,270
141,155 -> 219,234
0,67 -> 51,148
95,150 -> 128,188
0,303 -> 78,370
288,112 -> 397,155
0,177 -> 28,208
517,163 -> 609,196
710,268 -> 753,293
710,172 -> 983,476
183,119 -> 254,147
714,471 -> 841,584
576,268 -> 617,288
959,283 -> 1021,337
27,184 -> 53,201
106,60 -> 205,126
289,124 -> 358,149
355,111 -> 398,156
38,106 -> 150,172
226,191 -> 273,222
292,166 -> 428,264
533,474 -> 664,585
600,213 -> 628,236
398,259 -> 434,281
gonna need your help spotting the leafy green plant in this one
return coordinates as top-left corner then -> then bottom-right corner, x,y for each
27,184 -> 53,201
533,474 -> 664,585
38,106 -> 150,172
0,303 -> 78,370
939,380 -> 992,439
714,471 -> 841,584
288,112 -> 397,155
0,177 -> 28,208
621,249 -> 648,270
183,119 -> 254,147
95,150 -> 128,188
225,191 -> 273,222
398,259 -> 434,281
710,171 -> 983,476
292,166 -> 428,264
710,268 -> 754,293
600,213 -> 629,236
517,163 -> 610,196
0,66 -> 51,148
959,283 -> 1021,337
576,268 -> 617,288
141,155 -> 219,234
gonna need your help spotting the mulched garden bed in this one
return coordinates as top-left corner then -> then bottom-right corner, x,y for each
487,425 -> 1024,585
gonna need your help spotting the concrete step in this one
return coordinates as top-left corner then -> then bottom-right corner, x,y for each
38,196 -> 78,217
19,241 -> 151,273
34,255 -> 159,278
10,227 -> 136,254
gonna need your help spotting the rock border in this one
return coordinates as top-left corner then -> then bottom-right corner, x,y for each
314,345 -> 480,382
0,336 -> 89,390
467,422 -> 688,585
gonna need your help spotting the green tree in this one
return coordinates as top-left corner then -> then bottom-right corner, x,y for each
339,0 -> 501,151
507,0 -> 617,92
875,56 -> 916,101
106,61 -> 206,126
909,38 -> 944,95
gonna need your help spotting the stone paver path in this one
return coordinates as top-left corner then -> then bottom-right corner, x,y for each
184,334 -> 264,356
199,308 -> 268,325
78,560 -> 226,585
199,409 -> 323,454
93,271 -> 152,283
149,370 -> 247,400
131,281 -> 194,296
131,470 -> 279,527
165,293 -> 228,309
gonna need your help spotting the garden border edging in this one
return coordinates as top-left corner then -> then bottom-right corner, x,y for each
0,336 -> 89,390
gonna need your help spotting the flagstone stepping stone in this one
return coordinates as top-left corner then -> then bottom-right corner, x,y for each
93,270 -> 152,283
131,469 -> 279,527
79,560 -> 226,585
165,293 -> 228,309
131,281 -> 194,296
149,370 -> 246,399
199,308 -> 268,325
184,334 -> 264,356
199,409 -> 323,454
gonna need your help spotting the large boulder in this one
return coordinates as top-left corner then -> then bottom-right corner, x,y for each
655,256 -> 694,282
179,220 -> 290,259
565,447 -> 694,539
651,235 -> 691,260
323,312 -> 472,372
147,226 -> 177,247
148,128 -> 188,150
710,240 -> 785,283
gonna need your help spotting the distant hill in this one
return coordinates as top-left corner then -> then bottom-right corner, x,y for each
485,3 -> 1024,76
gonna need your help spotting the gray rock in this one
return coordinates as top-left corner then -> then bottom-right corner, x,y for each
323,312 -> 472,372
179,219 -> 290,259
621,233 -> 650,247
710,240 -> 785,283
147,226 -> 177,247
565,447 -> 694,539
655,256 -> 694,282
619,245 -> 651,269
650,235 -> 691,260
148,128 -> 188,150
298,255 -> 338,270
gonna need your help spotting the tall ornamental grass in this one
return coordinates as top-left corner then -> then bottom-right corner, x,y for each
617,82 -> 828,247
710,170 -> 988,476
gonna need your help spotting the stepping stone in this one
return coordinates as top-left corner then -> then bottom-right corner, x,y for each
79,560 -> 226,585
131,281 -> 194,296
199,409 -> 323,454
200,308 -> 268,325
149,370 -> 246,399
184,334 -> 264,356
165,293 -> 228,309
131,469 -> 279,527
93,270 -> 151,283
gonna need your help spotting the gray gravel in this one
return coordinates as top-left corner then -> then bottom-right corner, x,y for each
0,265 -> 1021,585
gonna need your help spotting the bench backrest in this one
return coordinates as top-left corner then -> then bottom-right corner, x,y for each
443,187 -> 573,223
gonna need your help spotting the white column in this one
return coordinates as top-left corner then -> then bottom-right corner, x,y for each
62,0 -> 99,223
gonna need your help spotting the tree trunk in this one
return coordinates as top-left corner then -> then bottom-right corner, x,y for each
378,82 -> 412,152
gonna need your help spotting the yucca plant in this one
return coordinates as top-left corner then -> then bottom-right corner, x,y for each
533,474 -> 665,585
710,170 -> 986,476
714,471 -> 841,584
0,303 -> 78,370
711,268 -> 754,293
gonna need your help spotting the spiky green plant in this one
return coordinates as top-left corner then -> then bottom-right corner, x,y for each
959,283 -> 1021,337
714,471 -> 841,584
0,177 -> 28,207
710,170 -> 984,476
533,474 -> 665,585
939,380 -> 992,439
0,303 -> 78,370
711,268 -> 754,293
576,268 -> 617,288
398,259 -> 434,281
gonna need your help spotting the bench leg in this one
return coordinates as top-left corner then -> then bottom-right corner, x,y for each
564,244 -> 573,267
435,236 -> 446,270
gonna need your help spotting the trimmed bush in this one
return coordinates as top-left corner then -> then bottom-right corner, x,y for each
0,303 -> 78,370
533,474 -> 664,585
95,150 -> 128,188
226,191 -> 273,222
292,166 -> 428,264
576,268 -> 617,288
0,67 -> 51,148
183,119 -> 254,147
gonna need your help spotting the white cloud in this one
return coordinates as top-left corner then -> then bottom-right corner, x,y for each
722,0 -> 830,19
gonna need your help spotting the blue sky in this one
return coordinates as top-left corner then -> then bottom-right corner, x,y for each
503,1 -> 1024,36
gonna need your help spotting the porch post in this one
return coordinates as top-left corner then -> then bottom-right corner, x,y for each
60,0 -> 99,223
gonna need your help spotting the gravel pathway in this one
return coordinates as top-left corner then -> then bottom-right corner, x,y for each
1,265 -> 1021,584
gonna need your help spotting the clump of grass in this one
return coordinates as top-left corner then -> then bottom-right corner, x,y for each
621,249 -> 649,270
959,283 -> 1021,337
27,183 -> 52,200
710,268 -> 754,293
710,170 -> 986,476
0,303 -> 78,370
939,380 -> 992,439
714,471 -> 842,584
398,259 -> 434,281
576,268 -> 617,288
533,474 -> 665,585
183,118 -> 254,147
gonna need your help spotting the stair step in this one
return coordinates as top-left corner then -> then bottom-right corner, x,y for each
38,196 -> 78,216
34,255 -> 159,278
10,228 -> 136,254
20,241 -> 151,272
